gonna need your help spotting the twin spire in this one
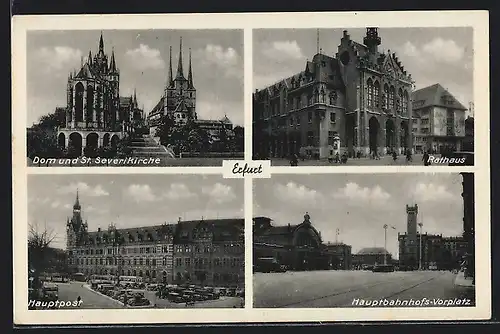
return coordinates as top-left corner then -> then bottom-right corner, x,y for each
168,37 -> 194,89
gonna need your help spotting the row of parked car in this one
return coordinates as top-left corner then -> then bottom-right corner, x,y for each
154,283 -> 244,304
92,284 -> 151,307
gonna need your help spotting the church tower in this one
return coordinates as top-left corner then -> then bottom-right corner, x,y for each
66,190 -> 88,249
165,46 -> 176,114
186,48 -> 197,119
174,37 -> 188,93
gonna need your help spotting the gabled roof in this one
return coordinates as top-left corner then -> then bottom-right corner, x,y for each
75,63 -> 95,79
149,97 -> 165,117
412,83 -> 467,111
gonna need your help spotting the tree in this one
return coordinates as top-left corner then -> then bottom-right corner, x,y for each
156,113 -> 175,146
28,223 -> 57,291
233,126 -> 244,152
27,128 -> 64,165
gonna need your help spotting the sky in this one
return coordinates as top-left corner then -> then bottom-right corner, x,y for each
28,175 -> 244,250
27,29 -> 244,126
253,173 -> 467,259
254,27 -> 473,113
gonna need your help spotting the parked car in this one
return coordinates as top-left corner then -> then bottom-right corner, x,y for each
372,264 -> 395,273
254,257 -> 287,273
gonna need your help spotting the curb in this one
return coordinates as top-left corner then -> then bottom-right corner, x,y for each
82,284 -> 126,307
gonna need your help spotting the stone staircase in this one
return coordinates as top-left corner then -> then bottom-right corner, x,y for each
129,135 -> 176,158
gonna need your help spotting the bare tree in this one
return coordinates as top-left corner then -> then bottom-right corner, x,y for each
28,222 -> 57,290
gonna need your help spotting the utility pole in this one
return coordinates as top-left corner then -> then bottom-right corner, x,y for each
383,224 -> 388,265
418,222 -> 423,270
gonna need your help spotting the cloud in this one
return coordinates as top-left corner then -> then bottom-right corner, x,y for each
33,46 -> 83,72
196,100 -> 244,126
197,44 -> 241,78
422,38 -> 464,63
398,38 -> 464,64
57,182 -> 109,197
261,40 -> 304,61
202,183 -> 237,204
333,182 -> 391,203
274,182 -> 321,205
125,44 -> 165,71
124,184 -> 157,202
411,182 -> 456,202
163,183 -> 197,200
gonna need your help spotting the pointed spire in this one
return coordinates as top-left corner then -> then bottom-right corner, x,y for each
188,48 -> 194,89
175,37 -> 185,80
109,47 -> 117,72
80,55 -> 84,68
74,189 -> 81,210
133,88 -> 137,106
168,46 -> 174,87
99,31 -> 104,53
88,50 -> 92,65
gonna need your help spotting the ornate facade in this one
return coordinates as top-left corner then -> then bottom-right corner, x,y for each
253,28 -> 414,159
253,213 -> 329,271
57,33 -> 144,155
66,192 -> 244,287
147,38 -> 234,141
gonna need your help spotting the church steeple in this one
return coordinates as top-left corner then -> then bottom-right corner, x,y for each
168,46 -> 174,87
188,48 -> 194,89
99,31 -> 105,54
175,37 -> 185,80
109,47 -> 117,72
133,88 -> 137,107
73,190 -> 81,211
88,50 -> 92,65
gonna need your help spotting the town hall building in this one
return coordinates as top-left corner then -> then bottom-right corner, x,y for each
253,28 -> 414,159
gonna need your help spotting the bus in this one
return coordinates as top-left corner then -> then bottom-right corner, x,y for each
72,272 -> 86,282
118,276 -> 144,287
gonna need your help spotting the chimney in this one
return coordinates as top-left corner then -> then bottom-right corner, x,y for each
98,227 -> 101,232
178,217 -> 182,224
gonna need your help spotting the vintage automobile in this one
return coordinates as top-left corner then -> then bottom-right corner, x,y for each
254,257 -> 287,273
372,264 -> 395,273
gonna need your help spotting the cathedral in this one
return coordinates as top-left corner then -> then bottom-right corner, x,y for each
148,37 -> 234,143
57,33 -> 144,156
253,28 -> 414,159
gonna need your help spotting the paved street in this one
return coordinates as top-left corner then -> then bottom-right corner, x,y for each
253,270 -> 475,308
270,154 -> 429,166
53,282 -> 242,309
56,282 -> 125,309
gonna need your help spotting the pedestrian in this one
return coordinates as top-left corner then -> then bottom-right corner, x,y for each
423,150 -> 430,166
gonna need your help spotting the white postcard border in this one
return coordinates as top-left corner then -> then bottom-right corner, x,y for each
12,10 -> 490,324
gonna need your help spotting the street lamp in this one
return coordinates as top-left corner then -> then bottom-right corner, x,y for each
418,222 -> 423,270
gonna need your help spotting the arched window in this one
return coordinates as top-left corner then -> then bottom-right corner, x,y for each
397,89 -> 403,114
329,91 -> 337,105
75,83 -> 84,122
320,88 -> 326,103
313,88 -> 319,103
403,91 -> 409,114
389,86 -> 395,110
383,84 -> 390,109
374,81 -> 380,108
367,79 -> 374,108
87,85 -> 94,124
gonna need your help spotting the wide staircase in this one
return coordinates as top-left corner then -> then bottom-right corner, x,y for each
129,135 -> 176,158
